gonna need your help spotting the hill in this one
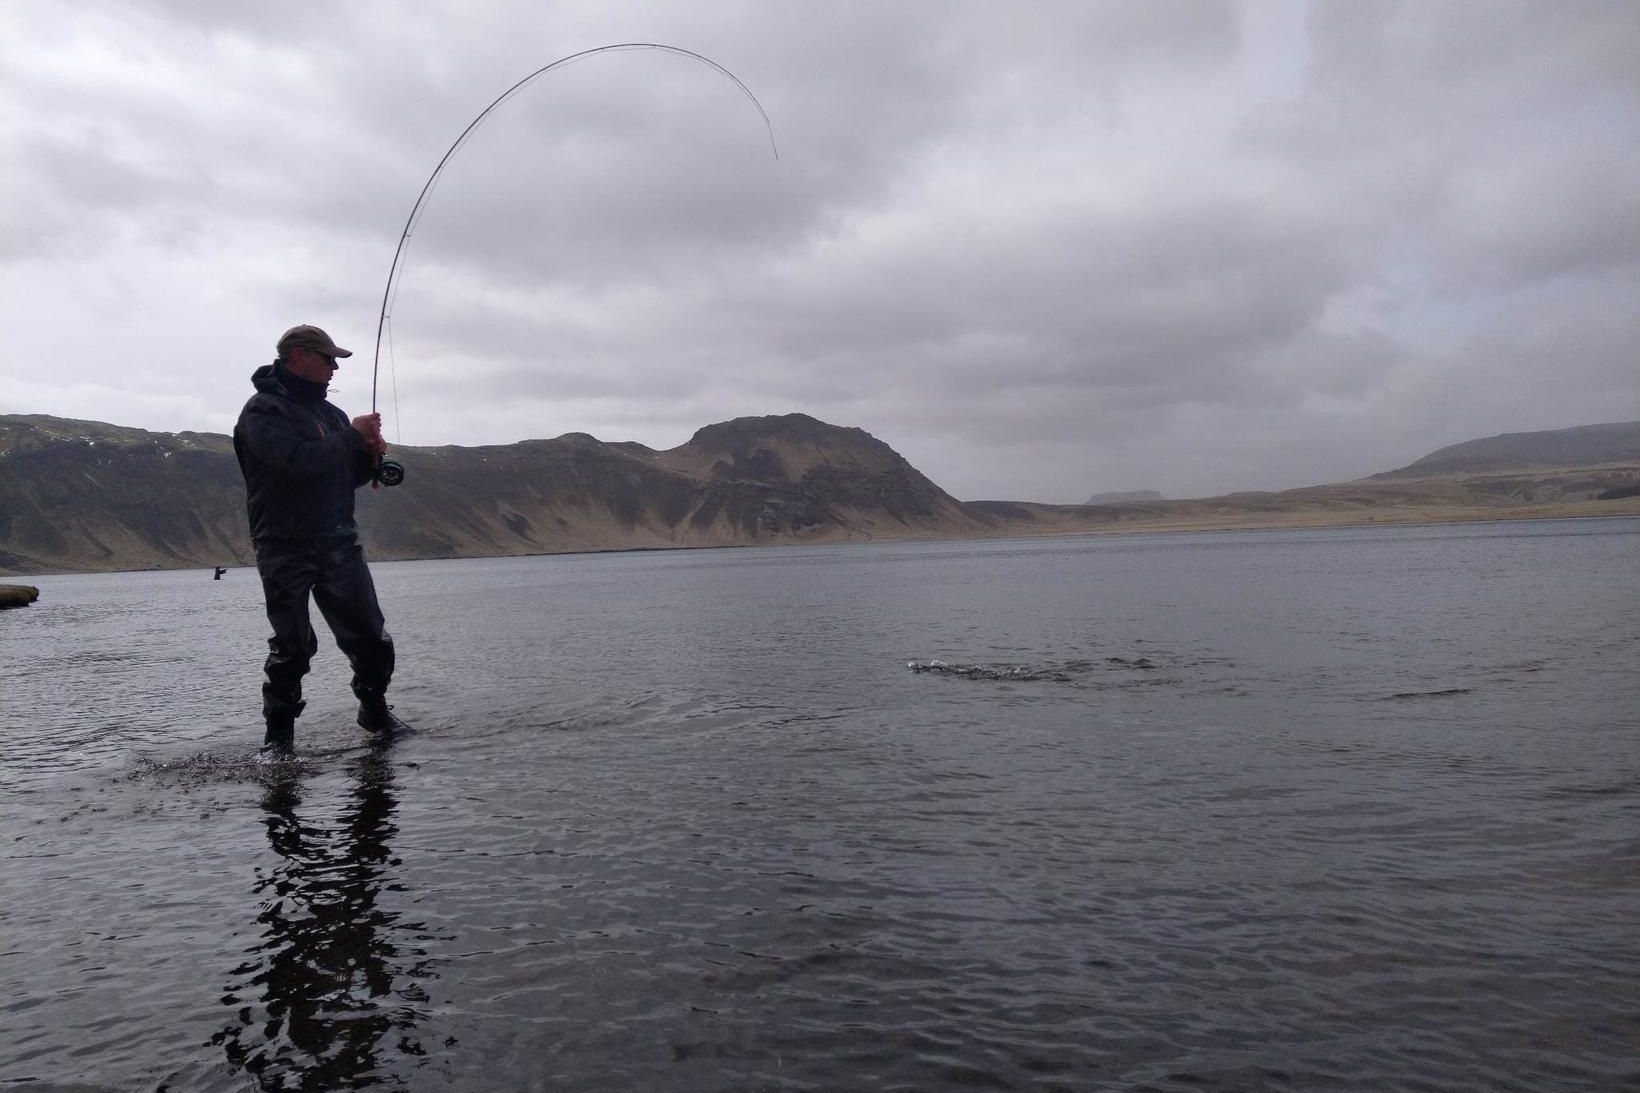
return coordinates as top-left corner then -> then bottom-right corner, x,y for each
0,412 -> 994,574
0,416 -> 249,576
1,413 -> 1637,575
1372,421 -> 1640,478
353,413 -> 992,562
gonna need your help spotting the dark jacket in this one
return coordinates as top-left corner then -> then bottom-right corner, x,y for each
234,362 -> 374,542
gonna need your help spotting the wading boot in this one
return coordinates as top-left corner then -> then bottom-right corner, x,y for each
260,713 -> 296,759
357,695 -> 410,735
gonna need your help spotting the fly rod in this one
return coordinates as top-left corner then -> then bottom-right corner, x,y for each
368,43 -> 779,487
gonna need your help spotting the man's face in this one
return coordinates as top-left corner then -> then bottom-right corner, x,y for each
286,346 -> 339,386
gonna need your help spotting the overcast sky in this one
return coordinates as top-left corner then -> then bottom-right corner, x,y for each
2,1 -> 1636,502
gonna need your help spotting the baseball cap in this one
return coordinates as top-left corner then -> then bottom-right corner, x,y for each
277,324 -> 353,358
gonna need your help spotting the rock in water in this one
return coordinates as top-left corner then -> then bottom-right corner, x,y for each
0,584 -> 40,609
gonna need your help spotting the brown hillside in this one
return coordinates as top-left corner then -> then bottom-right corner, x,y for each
2,412 -> 1637,576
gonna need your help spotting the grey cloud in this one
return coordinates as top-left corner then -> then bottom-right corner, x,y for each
1244,2 -> 1640,283
343,2 -> 1247,285
3,0 -> 1635,504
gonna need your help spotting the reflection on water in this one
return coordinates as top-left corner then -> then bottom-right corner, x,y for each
212,746 -> 435,1089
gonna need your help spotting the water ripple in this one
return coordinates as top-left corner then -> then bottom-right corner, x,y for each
4,524 -> 1639,1090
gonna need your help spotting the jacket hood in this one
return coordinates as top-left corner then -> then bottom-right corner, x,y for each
252,360 -> 327,403
251,362 -> 283,394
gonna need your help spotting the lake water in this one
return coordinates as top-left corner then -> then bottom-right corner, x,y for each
3,519 -> 1638,1092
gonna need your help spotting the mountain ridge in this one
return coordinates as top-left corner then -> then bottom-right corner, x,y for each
2,412 -> 1637,575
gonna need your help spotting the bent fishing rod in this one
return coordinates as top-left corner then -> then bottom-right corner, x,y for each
367,42 -> 779,487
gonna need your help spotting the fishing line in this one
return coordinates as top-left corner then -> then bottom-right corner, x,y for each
368,42 -> 779,486
385,316 -> 402,448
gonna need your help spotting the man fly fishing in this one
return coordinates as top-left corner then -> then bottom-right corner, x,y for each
223,47 -> 773,756
234,324 -> 410,755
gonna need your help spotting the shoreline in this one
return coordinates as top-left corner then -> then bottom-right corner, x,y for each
984,499 -> 1640,539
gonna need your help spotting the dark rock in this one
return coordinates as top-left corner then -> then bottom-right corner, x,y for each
0,584 -> 40,608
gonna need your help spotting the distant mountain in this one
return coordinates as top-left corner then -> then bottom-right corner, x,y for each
2,413 -> 1636,575
355,412 -> 994,562
1373,421 -> 1640,478
0,412 -> 993,574
1084,489 -> 1164,505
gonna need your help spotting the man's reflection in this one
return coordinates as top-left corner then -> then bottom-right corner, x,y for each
214,746 -> 435,1089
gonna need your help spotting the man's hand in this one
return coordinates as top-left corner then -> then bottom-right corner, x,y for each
351,413 -> 388,455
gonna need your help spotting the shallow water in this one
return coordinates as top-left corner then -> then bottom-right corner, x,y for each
3,519 -> 1638,1091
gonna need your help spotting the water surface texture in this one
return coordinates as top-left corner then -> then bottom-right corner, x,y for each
4,519 -> 1638,1091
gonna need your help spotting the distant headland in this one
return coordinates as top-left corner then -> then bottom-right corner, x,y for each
1084,490 -> 1165,505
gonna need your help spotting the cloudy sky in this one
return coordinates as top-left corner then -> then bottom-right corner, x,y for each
3,1 -> 1636,502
